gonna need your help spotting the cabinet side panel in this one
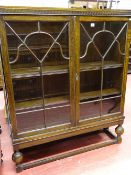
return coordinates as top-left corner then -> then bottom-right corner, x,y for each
0,17 -> 17,137
121,20 -> 131,114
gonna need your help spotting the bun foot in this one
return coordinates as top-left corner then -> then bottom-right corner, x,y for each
115,125 -> 124,144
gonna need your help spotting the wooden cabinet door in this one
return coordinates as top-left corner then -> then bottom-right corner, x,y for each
2,16 -> 75,134
76,17 -> 128,123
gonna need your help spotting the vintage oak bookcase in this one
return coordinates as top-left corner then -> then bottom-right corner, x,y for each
0,7 -> 131,172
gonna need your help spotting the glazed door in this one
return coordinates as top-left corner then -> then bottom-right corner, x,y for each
78,17 -> 127,122
4,17 -> 74,133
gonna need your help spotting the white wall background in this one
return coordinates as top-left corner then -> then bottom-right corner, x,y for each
0,0 -> 69,8
118,0 -> 131,9
0,0 -> 131,9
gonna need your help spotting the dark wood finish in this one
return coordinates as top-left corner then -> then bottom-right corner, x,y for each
0,7 -> 131,172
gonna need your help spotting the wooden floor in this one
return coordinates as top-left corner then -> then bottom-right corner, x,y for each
0,75 -> 131,175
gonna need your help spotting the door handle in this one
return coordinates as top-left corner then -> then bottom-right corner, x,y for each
75,73 -> 79,81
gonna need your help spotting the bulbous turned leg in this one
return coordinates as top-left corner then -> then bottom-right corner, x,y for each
115,125 -> 124,144
12,151 -> 23,165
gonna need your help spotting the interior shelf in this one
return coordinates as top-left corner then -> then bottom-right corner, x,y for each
15,95 -> 69,110
11,60 -> 122,79
15,88 -> 121,111
80,61 -> 123,72
80,88 -> 121,102
11,65 -> 69,78
8,45 -> 68,54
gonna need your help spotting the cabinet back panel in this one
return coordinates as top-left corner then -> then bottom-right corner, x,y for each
80,70 -> 101,94
80,101 -> 101,120
16,109 -> 45,132
80,21 -> 127,64
102,97 -> 121,115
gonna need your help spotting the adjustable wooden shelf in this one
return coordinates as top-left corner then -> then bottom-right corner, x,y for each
0,6 -> 131,172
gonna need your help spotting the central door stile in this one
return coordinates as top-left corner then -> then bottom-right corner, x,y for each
121,20 -> 131,114
73,16 -> 80,126
69,16 -> 76,126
